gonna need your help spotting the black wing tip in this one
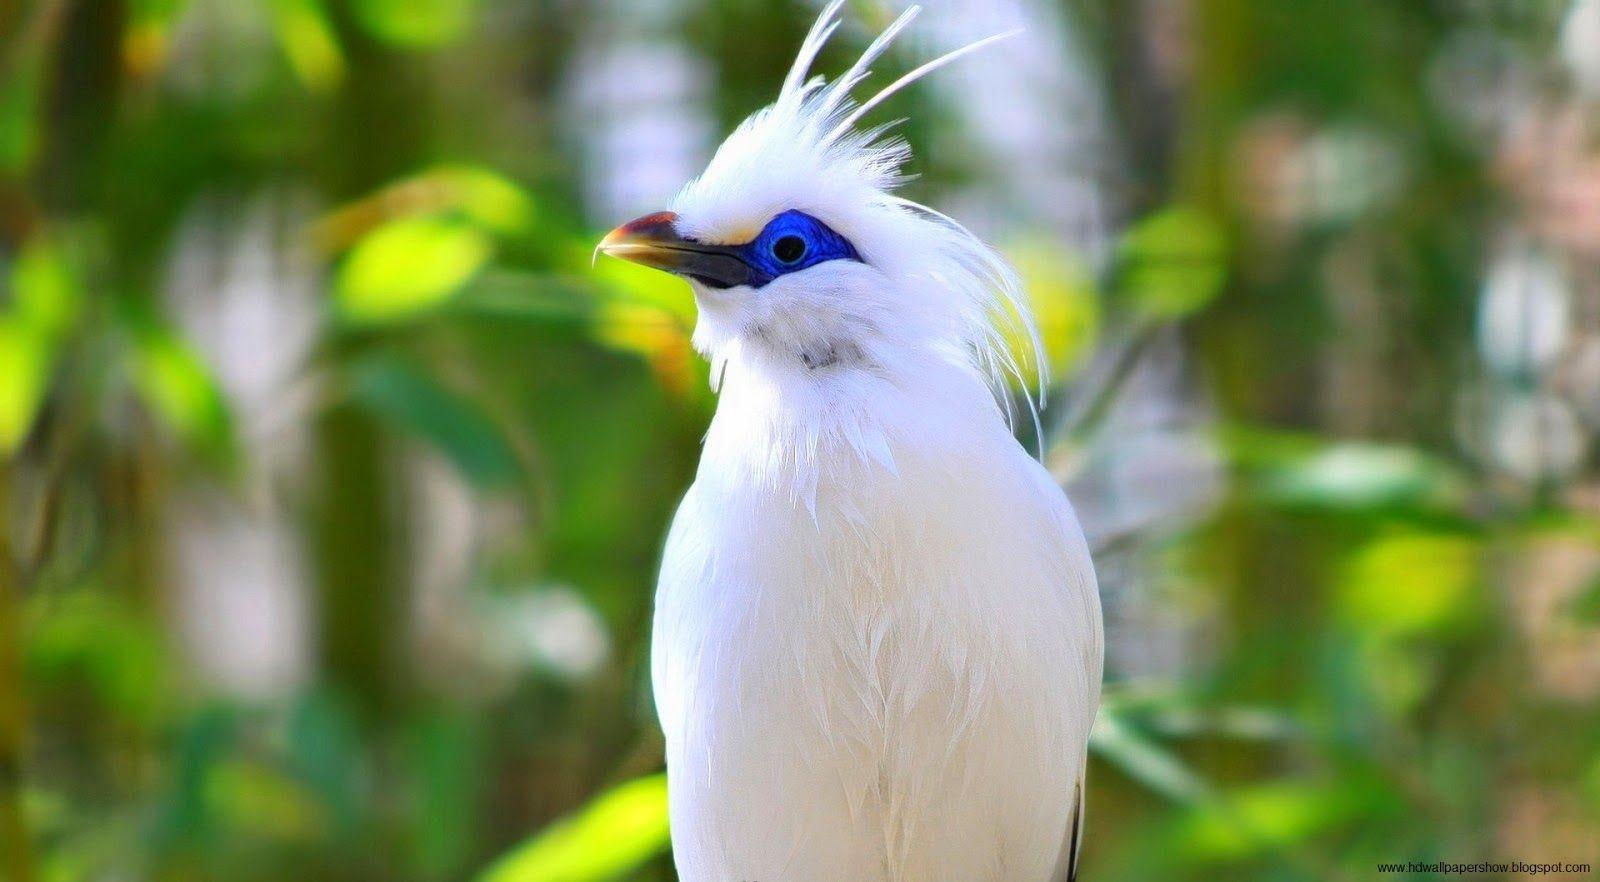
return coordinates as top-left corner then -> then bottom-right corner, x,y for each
1064,781 -> 1085,882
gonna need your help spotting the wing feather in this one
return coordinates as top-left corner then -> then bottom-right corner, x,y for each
1057,778 -> 1087,882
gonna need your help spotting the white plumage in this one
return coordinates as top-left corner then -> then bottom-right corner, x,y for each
600,5 -> 1103,879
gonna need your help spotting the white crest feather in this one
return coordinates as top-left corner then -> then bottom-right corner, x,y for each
810,5 -> 922,122
671,3 -> 1046,435
826,27 -> 1023,145
780,0 -> 846,101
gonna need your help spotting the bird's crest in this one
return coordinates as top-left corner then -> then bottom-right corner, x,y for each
671,2 -> 1046,429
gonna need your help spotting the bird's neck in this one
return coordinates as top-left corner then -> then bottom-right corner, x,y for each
698,341 -> 1001,504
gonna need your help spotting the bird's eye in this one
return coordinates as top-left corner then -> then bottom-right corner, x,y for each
772,235 -> 807,264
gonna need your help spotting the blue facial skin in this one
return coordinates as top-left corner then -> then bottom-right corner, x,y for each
723,210 -> 862,288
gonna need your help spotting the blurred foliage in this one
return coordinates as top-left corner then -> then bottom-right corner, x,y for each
335,216 -> 493,324
348,353 -> 521,489
477,775 -> 669,882
1115,206 -> 1227,319
0,0 -> 1597,881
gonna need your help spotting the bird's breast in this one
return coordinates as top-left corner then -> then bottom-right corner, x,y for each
651,361 -> 1100,881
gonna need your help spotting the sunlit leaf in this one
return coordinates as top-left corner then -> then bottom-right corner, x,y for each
12,237 -> 83,336
1176,780 -> 1373,861
586,239 -> 704,397
477,774 -> 669,882
593,301 -> 699,397
1338,530 -> 1481,636
349,355 -> 521,489
131,328 -> 234,456
337,217 -> 492,324
0,237 -> 84,453
435,165 -> 536,235
272,0 -> 345,91
0,317 -> 52,454
1331,529 -> 1478,712
351,0 -> 478,48
315,166 -> 535,252
585,241 -> 697,322
1004,237 -> 1100,388
1117,205 -> 1227,317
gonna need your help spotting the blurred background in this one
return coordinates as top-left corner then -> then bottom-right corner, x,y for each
2,0 -> 1600,880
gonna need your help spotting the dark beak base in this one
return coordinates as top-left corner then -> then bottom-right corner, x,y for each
597,211 -> 753,289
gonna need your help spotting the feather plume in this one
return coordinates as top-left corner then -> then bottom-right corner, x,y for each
672,3 -> 1045,431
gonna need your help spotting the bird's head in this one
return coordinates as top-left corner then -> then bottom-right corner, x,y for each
598,2 -> 1038,398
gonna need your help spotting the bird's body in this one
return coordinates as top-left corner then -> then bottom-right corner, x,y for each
655,348 -> 1099,881
598,5 -> 1102,879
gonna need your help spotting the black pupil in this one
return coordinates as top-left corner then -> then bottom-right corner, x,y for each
773,235 -> 806,263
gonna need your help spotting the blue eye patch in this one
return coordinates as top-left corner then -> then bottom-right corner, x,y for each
726,210 -> 862,288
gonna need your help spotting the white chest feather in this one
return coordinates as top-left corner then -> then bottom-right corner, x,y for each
653,359 -> 1102,882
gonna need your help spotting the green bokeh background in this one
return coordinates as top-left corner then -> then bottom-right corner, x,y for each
2,1 -> 1599,880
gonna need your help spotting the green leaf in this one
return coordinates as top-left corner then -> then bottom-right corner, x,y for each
336,217 -> 491,325
1004,236 -> 1101,387
0,238 -> 86,455
585,239 -> 697,321
204,759 -> 329,841
272,0 -> 345,91
432,165 -> 536,235
1117,205 -> 1227,317
1175,780 -> 1375,861
0,317 -> 53,454
1338,530 -> 1481,636
477,774 -> 670,882
406,714 -> 483,878
1223,427 -> 1468,514
12,237 -> 83,336
349,355 -> 520,489
351,0 -> 478,48
26,590 -> 171,728
131,328 -> 234,457
1091,709 -> 1208,804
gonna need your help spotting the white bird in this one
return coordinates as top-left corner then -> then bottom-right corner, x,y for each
598,5 -> 1102,880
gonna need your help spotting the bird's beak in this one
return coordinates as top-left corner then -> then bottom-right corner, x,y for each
596,211 -> 753,289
